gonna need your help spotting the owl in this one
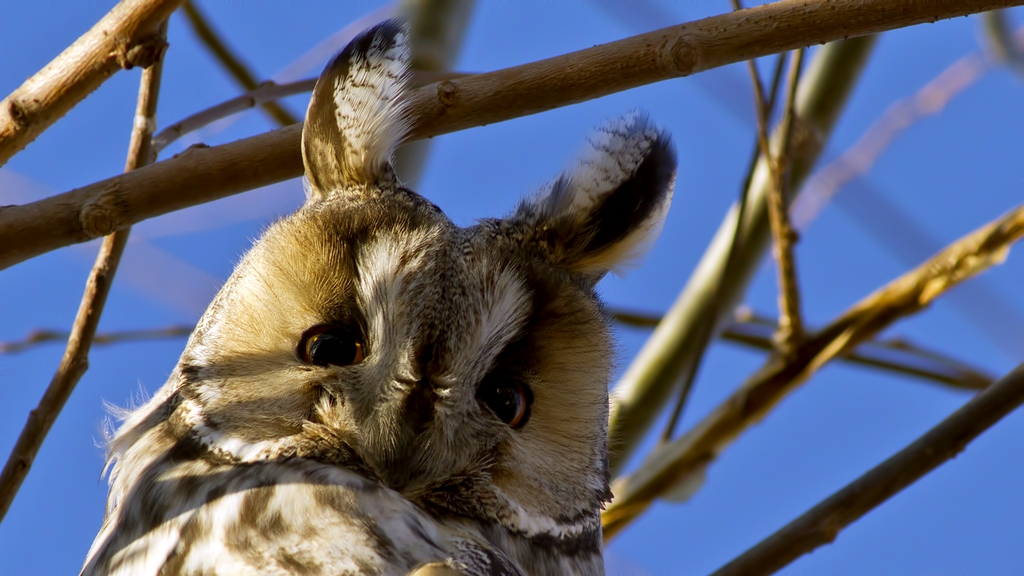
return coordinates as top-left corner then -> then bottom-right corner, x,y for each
81,20 -> 676,576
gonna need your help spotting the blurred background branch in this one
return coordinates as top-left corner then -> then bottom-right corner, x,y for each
180,1 -> 299,126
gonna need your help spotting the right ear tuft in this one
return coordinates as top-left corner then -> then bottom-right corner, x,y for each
301,19 -> 411,200
508,112 -> 677,280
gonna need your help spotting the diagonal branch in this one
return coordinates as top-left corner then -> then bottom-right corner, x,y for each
1,0 -> 1020,270
711,359 -> 1024,576
0,24 -> 168,523
180,0 -> 298,126
612,310 -> 994,392
602,200 -> 1024,540
0,0 -> 179,167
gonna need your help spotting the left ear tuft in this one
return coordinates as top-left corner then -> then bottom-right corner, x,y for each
512,112 -> 677,278
301,19 -> 412,200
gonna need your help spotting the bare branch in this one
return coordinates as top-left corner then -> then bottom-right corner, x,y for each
602,201 -> 1024,539
1,0 -> 1018,270
0,325 -> 194,354
739,20 -> 807,355
710,359 -> 1024,576
180,0 -> 298,126
0,26 -> 167,522
0,0 -> 179,168
612,309 -> 994,391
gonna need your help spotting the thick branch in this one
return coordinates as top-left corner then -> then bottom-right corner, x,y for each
602,201 -> 1024,539
0,0 -> 180,167
0,31 -> 166,522
2,0 -> 1021,270
711,360 -> 1024,576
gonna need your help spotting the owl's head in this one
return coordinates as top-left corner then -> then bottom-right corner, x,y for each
126,21 -> 675,542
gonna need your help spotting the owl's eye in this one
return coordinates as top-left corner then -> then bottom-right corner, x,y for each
298,325 -> 365,367
477,376 -> 532,429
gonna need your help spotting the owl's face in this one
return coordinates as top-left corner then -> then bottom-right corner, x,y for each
139,20 -> 675,541
180,189 -> 617,522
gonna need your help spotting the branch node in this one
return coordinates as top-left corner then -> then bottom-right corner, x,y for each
117,34 -> 169,70
171,141 -> 210,159
670,37 -> 698,75
436,80 -> 458,108
78,184 -> 123,238
7,100 -> 29,128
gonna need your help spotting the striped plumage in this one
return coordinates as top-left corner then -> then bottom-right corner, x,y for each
83,20 -> 676,576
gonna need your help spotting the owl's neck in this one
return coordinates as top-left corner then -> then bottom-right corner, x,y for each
413,469 -> 605,561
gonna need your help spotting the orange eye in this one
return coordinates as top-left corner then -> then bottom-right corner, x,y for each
299,325 -> 365,367
477,376 -> 532,429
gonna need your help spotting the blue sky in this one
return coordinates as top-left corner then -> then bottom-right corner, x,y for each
2,2 -> 1024,574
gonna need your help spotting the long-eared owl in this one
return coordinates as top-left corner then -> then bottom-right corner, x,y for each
82,19 -> 676,576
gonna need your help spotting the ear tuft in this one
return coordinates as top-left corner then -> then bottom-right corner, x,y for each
301,19 -> 411,200
514,112 -> 677,278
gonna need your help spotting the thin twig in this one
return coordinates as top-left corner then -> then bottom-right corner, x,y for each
769,49 -> 806,351
612,309 -> 993,391
0,0 -> 179,168
0,23 -> 168,522
180,0 -> 298,126
710,359 -> 1024,576
0,0 -> 1014,270
0,325 -> 194,354
658,1 -> 787,443
602,201 -> 1024,540
747,45 -> 807,354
